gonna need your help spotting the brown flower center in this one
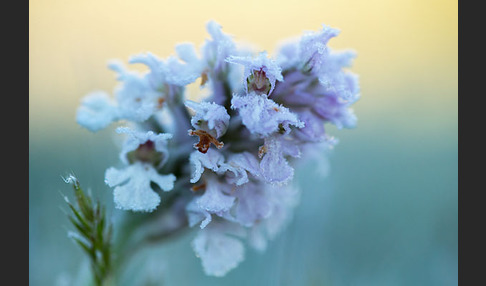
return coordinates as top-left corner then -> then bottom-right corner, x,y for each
188,130 -> 224,154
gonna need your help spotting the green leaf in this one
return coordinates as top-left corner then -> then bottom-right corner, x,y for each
68,215 -> 92,240
71,236 -> 94,260
68,203 -> 92,232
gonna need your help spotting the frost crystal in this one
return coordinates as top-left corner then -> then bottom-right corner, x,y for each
76,21 -> 360,276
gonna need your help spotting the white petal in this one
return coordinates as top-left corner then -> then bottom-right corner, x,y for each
196,178 -> 235,215
116,127 -> 172,166
189,149 -> 225,183
105,162 -> 175,212
76,91 -> 118,132
186,199 -> 212,229
231,93 -> 303,137
185,100 -> 230,138
192,222 -> 245,277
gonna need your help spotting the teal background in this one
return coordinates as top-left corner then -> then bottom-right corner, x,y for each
29,81 -> 458,286
29,0 -> 457,285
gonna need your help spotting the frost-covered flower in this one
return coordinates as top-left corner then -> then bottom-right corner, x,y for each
108,60 -> 167,122
116,127 -> 172,167
224,151 -> 261,185
299,25 -> 340,74
129,48 -> 202,91
226,51 -> 283,95
202,21 -> 237,76
189,148 -> 226,183
77,49 -> 201,133
76,21 -> 360,278
259,135 -> 301,185
104,127 -> 176,212
231,92 -> 304,137
185,100 -> 230,153
105,162 -> 175,212
198,21 -> 243,105
193,175 -> 235,217
76,91 -> 118,132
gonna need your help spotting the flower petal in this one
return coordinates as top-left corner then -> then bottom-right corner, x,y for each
76,91 -> 118,132
192,222 -> 245,277
231,93 -> 304,137
185,100 -> 230,138
105,162 -> 175,212
196,177 -> 235,215
189,149 -> 226,183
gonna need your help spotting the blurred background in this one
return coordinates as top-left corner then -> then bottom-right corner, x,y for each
29,0 -> 457,285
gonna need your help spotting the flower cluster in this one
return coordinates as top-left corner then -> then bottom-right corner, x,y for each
76,21 -> 360,276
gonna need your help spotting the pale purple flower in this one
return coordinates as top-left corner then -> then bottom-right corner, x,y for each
231,92 -> 304,137
199,21 -> 248,105
313,95 -> 358,129
271,69 -> 358,132
226,51 -> 283,95
76,21 -> 360,278
259,135 -> 301,185
291,108 -> 326,142
202,20 -> 237,75
315,50 -> 360,102
194,175 -> 235,217
185,100 -> 230,138
231,182 -> 272,227
223,151 -> 262,185
185,100 -> 230,153
299,24 -> 340,74
189,148 -> 226,183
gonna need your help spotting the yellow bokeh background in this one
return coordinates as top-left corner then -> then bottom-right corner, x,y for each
30,0 -> 457,138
